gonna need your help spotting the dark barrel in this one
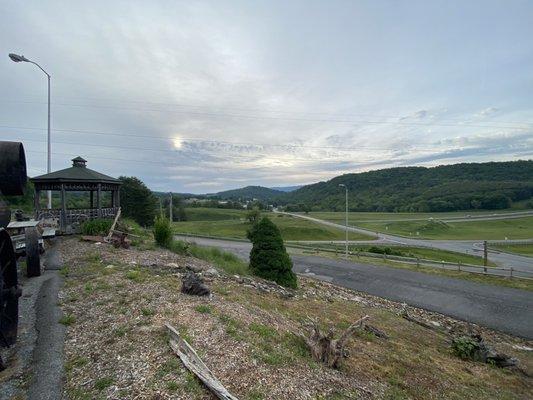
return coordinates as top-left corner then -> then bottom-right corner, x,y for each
0,141 -> 27,196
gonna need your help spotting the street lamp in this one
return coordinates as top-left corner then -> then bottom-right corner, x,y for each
9,53 -> 52,209
338,184 -> 348,259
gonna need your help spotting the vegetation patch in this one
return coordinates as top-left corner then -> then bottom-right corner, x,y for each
80,218 -> 113,236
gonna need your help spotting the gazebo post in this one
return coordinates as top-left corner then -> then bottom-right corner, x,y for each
90,190 -> 94,209
60,184 -> 67,232
97,183 -> 102,218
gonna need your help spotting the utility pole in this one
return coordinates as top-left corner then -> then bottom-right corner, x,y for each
169,192 -> 173,222
339,184 -> 348,259
159,197 -> 163,216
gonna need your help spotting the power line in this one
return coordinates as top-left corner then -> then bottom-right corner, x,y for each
7,136 -> 401,164
1,100 -> 531,130
4,97 -> 533,128
0,124 -> 468,153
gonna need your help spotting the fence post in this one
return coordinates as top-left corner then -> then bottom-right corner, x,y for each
458,262 -> 461,271
416,257 -> 420,267
510,268 -> 513,279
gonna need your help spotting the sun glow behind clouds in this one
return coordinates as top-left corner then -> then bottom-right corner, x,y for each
172,136 -> 184,149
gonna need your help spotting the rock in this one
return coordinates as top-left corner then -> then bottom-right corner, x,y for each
186,264 -> 203,273
181,272 -> 210,297
165,262 -> 181,270
204,267 -> 220,277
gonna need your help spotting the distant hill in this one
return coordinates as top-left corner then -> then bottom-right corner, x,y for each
280,160 -> 533,212
270,185 -> 303,192
213,185 -> 284,201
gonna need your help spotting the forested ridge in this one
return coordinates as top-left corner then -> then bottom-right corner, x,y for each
279,160 -> 533,212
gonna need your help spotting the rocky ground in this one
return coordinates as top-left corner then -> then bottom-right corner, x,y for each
56,237 -> 532,399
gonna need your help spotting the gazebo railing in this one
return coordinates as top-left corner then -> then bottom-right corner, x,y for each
37,207 -> 120,232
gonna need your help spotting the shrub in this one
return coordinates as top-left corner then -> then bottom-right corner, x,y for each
247,217 -> 297,288
153,215 -> 172,247
451,336 -> 480,361
80,218 -> 113,235
167,239 -> 190,255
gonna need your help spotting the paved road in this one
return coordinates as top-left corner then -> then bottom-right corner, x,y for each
281,212 -> 533,272
177,236 -> 533,339
355,210 -> 533,224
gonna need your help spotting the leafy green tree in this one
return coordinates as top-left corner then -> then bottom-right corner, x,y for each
119,176 -> 157,226
247,217 -> 297,288
246,207 -> 261,223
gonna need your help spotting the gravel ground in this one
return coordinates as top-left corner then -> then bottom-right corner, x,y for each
57,238 -> 533,400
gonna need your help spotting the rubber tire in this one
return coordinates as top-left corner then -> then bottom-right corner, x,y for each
0,230 -> 19,346
25,227 -> 41,277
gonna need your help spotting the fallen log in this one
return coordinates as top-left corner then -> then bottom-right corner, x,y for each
165,323 -> 239,400
399,308 -> 445,334
363,324 -> 389,339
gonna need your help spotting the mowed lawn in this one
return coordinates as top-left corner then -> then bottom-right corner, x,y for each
307,212 -> 533,240
357,217 -> 533,240
175,209 -> 374,241
492,243 -> 533,257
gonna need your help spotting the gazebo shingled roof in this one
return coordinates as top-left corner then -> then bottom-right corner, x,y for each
31,156 -> 121,184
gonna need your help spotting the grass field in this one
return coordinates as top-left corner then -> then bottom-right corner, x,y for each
184,208 -> 246,221
492,243 -> 533,257
307,212 -> 533,240
175,209 -> 374,241
295,243 -> 493,266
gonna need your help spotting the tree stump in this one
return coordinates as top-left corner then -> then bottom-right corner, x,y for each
302,315 -> 369,368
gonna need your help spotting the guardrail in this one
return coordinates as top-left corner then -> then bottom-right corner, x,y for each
173,233 -> 533,281
289,243 -> 533,280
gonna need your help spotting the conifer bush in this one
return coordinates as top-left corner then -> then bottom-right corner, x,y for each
247,217 -> 297,288
153,215 -> 173,247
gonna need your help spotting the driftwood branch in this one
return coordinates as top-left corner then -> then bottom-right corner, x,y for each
302,315 -> 370,369
399,307 -> 445,334
165,323 -> 239,400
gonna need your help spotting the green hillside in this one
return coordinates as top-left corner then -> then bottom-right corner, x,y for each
280,160 -> 533,212
213,185 -> 284,201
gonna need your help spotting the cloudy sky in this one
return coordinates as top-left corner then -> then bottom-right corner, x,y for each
1,0 -> 532,193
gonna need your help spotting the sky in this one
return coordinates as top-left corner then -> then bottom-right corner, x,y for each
1,0 -> 532,193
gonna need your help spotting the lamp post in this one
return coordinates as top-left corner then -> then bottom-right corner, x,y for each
9,53 -> 52,209
338,184 -> 348,259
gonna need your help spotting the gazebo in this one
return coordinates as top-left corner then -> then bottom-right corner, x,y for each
31,157 -> 122,233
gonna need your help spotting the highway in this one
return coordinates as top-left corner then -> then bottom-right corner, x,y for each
175,235 -> 533,339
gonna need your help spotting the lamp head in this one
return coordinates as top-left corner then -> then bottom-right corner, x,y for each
9,53 -> 30,62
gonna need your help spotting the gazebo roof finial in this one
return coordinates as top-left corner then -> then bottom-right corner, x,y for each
72,156 -> 87,167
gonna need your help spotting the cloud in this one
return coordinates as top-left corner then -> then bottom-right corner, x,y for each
1,1 -> 533,193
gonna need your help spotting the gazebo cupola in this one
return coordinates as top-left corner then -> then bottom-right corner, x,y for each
30,156 -> 122,233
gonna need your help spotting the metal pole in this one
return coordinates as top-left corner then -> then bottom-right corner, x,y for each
169,192 -> 173,222
345,186 -> 348,259
47,74 -> 51,209
483,240 -> 488,272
